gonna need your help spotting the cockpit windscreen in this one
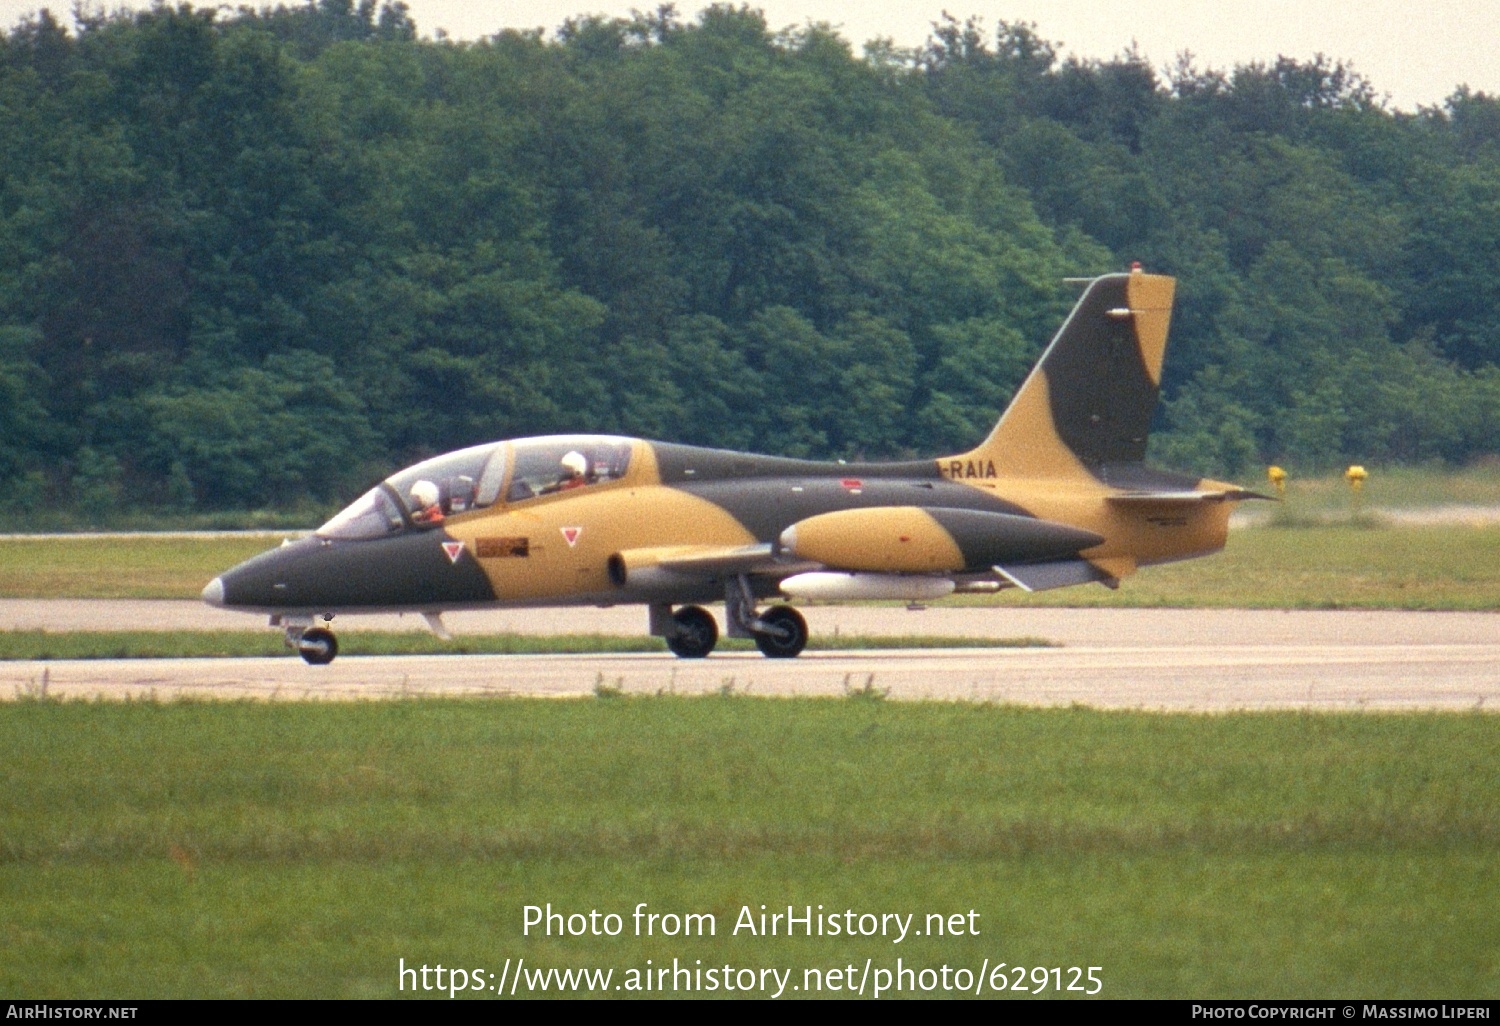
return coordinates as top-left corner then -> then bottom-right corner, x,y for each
315,437 -> 632,539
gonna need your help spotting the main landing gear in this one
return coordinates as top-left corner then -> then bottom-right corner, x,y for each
751,605 -> 808,659
653,576 -> 809,659
276,615 -> 339,665
664,605 -> 718,659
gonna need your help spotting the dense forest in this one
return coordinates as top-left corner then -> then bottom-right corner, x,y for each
5,0 -> 1500,515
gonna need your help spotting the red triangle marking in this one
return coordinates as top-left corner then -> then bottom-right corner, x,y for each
561,527 -> 583,547
442,541 -> 465,564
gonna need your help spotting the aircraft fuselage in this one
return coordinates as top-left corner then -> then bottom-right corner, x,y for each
206,436 -> 1232,615
202,270 -> 1258,662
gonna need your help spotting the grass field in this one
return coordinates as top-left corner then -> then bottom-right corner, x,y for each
5,472 -> 1498,1000
2,464 -> 1499,609
0,534 -> 283,600
2,697 -> 1496,999
1253,462 -> 1500,515
966,523 -> 1500,610
4,522 -> 1500,611
4,522 -> 1497,665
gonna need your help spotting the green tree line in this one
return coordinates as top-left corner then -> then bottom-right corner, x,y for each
4,1 -> 1500,514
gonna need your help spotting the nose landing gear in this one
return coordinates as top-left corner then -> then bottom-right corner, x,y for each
276,615 -> 339,665
296,627 -> 339,665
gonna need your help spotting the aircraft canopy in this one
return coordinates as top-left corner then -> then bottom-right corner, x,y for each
315,436 -> 633,539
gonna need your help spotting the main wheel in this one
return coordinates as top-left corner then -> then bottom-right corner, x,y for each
666,605 -> 718,658
754,604 -> 807,659
298,627 -> 339,665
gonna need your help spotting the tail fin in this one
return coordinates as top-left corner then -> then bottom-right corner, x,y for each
952,270 -> 1175,479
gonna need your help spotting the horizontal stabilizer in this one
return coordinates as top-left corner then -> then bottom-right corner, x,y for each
993,560 -> 1117,593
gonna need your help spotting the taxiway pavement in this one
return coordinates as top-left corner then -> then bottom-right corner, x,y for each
2,603 -> 1496,711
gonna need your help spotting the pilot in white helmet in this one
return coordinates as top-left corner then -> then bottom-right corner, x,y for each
558,451 -> 589,490
410,479 -> 444,523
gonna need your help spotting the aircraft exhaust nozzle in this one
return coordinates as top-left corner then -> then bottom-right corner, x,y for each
779,572 -> 955,602
607,548 -> 682,590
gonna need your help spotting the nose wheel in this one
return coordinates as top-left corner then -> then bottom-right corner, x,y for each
279,619 -> 339,665
296,627 -> 339,665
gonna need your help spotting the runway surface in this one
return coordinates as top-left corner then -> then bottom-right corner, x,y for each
8,598 -> 1500,646
3,602 -> 1498,710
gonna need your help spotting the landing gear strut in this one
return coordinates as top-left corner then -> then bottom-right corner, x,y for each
752,604 -> 808,659
726,575 -> 809,659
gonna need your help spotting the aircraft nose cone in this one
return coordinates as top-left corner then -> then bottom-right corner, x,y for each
201,577 -> 225,607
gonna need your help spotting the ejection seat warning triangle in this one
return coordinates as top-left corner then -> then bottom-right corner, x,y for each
442,541 -> 465,564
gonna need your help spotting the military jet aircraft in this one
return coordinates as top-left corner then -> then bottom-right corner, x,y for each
203,268 -> 1261,663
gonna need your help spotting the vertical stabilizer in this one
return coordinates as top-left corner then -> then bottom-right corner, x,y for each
951,271 -> 1175,479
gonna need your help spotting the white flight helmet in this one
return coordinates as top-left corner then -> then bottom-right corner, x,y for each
410,479 -> 440,508
560,451 -> 588,477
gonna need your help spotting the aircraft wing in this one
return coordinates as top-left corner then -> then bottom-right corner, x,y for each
611,542 -> 814,582
646,542 -> 783,575
1107,488 -> 1272,505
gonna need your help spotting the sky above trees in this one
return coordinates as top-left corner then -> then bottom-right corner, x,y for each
4,0 -> 1497,110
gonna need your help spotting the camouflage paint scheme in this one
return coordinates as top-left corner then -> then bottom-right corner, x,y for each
204,270 -> 1261,662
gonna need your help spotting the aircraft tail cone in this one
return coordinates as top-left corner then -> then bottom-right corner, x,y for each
201,577 -> 225,607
